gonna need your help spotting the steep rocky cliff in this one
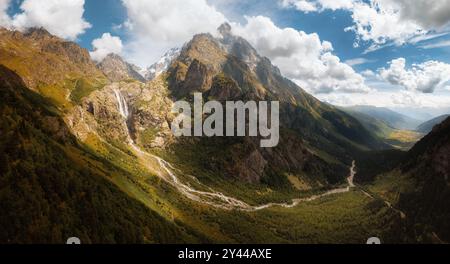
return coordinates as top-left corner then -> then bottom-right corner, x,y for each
97,53 -> 146,82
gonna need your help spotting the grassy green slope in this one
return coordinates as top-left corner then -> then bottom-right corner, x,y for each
416,114 -> 450,134
0,28 -> 108,110
0,65 -> 202,244
368,117 -> 450,243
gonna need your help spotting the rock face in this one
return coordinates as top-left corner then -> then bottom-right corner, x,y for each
209,74 -> 242,101
232,149 -> 268,183
67,76 -> 175,150
97,53 -> 146,82
182,59 -> 214,94
24,27 -> 91,66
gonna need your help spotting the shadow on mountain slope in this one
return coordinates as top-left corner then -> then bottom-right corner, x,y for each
0,65 -> 204,244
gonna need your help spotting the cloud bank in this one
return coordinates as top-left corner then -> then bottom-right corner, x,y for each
0,0 -> 90,40
281,0 -> 450,50
379,58 -> 450,93
232,16 -> 370,94
120,0 -> 227,66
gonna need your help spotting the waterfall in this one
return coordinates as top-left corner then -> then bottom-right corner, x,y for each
113,89 -> 129,119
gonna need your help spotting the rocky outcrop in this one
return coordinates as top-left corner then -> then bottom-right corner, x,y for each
182,59 -> 214,95
209,74 -> 242,101
232,149 -> 268,183
97,53 -> 146,82
67,76 -> 175,150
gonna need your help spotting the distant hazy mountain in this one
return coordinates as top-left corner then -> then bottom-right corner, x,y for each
346,105 -> 422,130
342,107 -> 423,150
391,107 -> 450,122
342,107 -> 395,138
416,114 -> 450,134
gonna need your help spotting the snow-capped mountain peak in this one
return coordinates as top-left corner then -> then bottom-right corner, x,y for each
143,48 -> 180,81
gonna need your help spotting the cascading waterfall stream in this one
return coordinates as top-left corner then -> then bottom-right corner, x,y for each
112,89 -> 357,211
112,88 -> 251,209
114,89 -> 129,119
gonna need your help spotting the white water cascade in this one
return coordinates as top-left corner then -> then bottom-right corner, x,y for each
113,89 -> 129,119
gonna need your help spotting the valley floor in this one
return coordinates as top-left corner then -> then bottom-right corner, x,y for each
88,133 -> 408,243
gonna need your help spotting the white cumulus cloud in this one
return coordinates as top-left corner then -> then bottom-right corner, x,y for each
1,0 -> 91,40
344,57 -> 373,66
379,58 -> 450,93
281,0 -> 450,50
232,16 -> 370,94
89,33 -> 124,62
280,0 -> 354,12
318,90 -> 450,109
0,0 -> 11,26
347,1 -> 426,48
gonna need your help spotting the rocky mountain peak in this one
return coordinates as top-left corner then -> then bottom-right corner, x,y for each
23,27 -> 56,41
218,22 -> 232,37
97,53 -> 146,82
19,27 -> 92,65
168,24 -> 289,101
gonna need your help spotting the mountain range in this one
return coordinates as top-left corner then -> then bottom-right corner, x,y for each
0,25 -> 449,243
345,105 -> 422,130
416,115 -> 450,134
342,106 -> 424,150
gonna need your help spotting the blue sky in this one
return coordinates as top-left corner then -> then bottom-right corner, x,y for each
2,0 -> 450,117
211,0 -> 450,71
6,0 -> 450,70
